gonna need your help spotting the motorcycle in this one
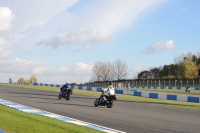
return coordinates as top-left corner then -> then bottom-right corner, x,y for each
58,88 -> 73,100
185,86 -> 190,92
94,91 -> 117,108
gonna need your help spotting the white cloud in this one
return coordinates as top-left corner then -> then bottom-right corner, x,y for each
74,62 -> 92,72
42,52 -> 58,57
0,7 -> 14,31
2,58 -> 47,75
127,67 -> 151,79
58,67 -> 69,73
37,29 -> 112,49
145,40 -> 175,54
0,57 -> 92,84
73,43 -> 95,52
0,37 -> 11,58
25,0 -> 77,26
0,37 -> 92,84
22,50 -> 35,56
0,0 -> 78,42
36,0 -> 166,49
33,66 -> 49,75
80,0 -> 166,35
18,26 -> 33,34
13,0 -> 77,28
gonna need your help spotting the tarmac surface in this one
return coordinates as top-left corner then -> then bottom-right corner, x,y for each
0,85 -> 200,133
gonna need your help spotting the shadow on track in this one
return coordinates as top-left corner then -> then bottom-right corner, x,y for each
12,95 -> 58,100
37,101 -> 95,107
70,95 -> 96,100
7,92 -> 97,100
7,91 -> 56,96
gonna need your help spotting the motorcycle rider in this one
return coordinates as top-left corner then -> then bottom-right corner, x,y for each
186,86 -> 190,92
60,81 -> 71,96
99,82 -> 115,103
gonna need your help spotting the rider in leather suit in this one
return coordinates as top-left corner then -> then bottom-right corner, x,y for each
60,81 -> 71,95
100,82 -> 115,103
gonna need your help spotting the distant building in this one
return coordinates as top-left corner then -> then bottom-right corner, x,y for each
9,78 -> 13,84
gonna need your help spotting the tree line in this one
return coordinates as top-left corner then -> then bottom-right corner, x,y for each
18,75 -> 37,83
91,59 -> 128,82
138,52 -> 200,79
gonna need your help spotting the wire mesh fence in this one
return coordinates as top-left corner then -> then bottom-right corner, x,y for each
84,79 -> 200,89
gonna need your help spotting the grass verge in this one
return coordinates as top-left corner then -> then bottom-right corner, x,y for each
1,83 -> 200,109
0,104 -> 103,133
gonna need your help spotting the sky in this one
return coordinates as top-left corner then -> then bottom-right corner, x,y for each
0,0 -> 200,84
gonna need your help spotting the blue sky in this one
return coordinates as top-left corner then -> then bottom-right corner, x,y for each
0,0 -> 200,84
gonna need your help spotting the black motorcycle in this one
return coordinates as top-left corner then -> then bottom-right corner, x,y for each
94,91 -> 117,108
58,88 -> 73,100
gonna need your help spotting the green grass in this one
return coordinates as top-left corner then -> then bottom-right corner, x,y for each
0,104 -> 103,133
1,83 -> 200,109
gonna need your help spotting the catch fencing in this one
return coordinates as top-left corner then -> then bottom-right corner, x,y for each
84,79 -> 200,90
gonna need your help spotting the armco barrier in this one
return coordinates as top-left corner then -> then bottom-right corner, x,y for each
13,83 -> 200,103
130,86 -> 200,90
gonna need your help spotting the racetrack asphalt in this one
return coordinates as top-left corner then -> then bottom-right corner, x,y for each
0,85 -> 200,133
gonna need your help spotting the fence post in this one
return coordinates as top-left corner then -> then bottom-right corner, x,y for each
180,80 -> 182,87
164,80 -> 165,88
175,80 -> 177,87
192,79 -> 194,87
186,79 -> 188,86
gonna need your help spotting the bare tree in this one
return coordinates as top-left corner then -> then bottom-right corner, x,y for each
92,61 -> 103,81
101,61 -> 113,81
112,59 -> 128,80
174,56 -> 182,64
91,61 -> 114,81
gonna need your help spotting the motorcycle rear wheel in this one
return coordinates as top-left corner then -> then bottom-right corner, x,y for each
58,94 -> 61,100
107,101 -> 113,108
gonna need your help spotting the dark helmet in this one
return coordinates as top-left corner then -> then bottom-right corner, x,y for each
108,82 -> 112,85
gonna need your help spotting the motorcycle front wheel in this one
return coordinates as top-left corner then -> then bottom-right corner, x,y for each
94,98 -> 99,107
66,93 -> 70,100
